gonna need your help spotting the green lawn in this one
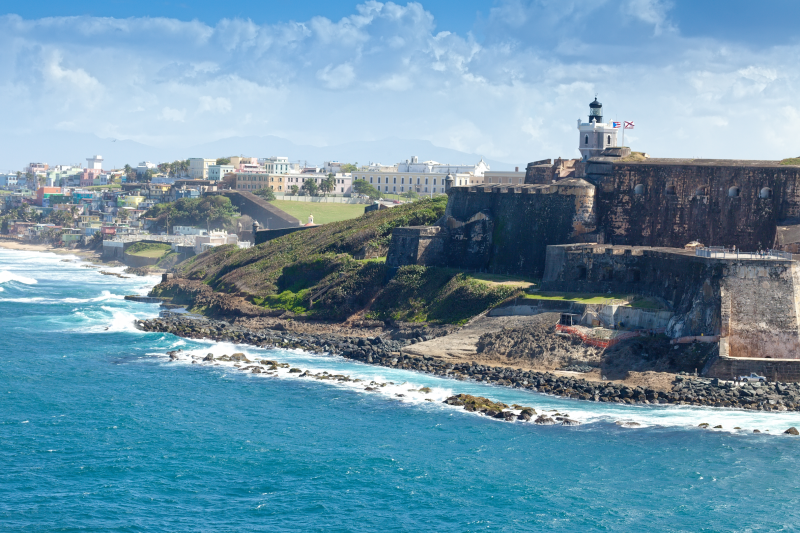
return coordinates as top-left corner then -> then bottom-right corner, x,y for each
269,200 -> 368,224
522,291 -> 632,304
126,242 -> 172,258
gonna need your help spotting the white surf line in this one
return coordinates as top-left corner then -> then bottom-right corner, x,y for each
141,335 -> 800,436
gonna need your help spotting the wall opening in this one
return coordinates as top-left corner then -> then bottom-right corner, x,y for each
576,265 -> 587,280
584,135 -> 589,145
695,186 -> 707,196
602,267 -> 613,281
665,184 -> 676,195
760,187 -> 773,199
627,268 -> 641,283
607,135 -> 611,145
728,186 -> 740,198
633,184 -> 645,195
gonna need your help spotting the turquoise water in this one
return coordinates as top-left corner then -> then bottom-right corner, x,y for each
1,249 -> 800,531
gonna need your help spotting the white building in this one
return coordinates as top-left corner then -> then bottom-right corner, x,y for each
173,226 -> 207,236
577,97 -> 618,160
136,161 -> 157,175
207,165 -> 234,181
350,156 -> 489,194
188,158 -> 216,180
264,156 -> 290,174
86,155 -> 103,170
194,231 -> 239,254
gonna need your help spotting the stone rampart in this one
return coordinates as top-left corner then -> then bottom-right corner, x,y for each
213,191 -> 300,230
440,180 -> 597,276
541,243 -> 800,359
589,159 -> 800,251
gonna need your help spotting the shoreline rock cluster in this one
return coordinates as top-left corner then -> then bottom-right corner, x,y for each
135,314 -> 800,412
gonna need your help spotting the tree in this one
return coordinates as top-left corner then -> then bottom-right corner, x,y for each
340,163 -> 358,173
142,196 -> 239,232
290,185 -> 299,196
402,190 -> 419,199
117,209 -> 130,223
124,164 -> 132,175
47,209 -> 75,228
303,178 -> 319,196
254,188 -> 276,201
352,179 -> 381,199
322,173 -> 336,196
216,157 -> 231,166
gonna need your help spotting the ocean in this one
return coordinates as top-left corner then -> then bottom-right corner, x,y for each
1,248 -> 799,532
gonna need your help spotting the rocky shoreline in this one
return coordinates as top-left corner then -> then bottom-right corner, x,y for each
135,314 -> 800,414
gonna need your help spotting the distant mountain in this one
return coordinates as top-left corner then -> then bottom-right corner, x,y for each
0,131 -> 519,172
0,131 -> 170,172
186,136 -> 519,171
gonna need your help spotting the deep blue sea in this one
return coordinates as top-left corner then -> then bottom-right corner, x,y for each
1,249 -> 800,531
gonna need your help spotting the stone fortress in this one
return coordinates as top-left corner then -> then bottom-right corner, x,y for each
386,98 -> 800,379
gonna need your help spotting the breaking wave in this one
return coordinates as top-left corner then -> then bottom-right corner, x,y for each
0,271 -> 37,285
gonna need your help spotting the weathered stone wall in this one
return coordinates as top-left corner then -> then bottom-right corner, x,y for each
721,261 -> 800,358
385,226 -> 445,268
541,243 -> 800,359
442,180 -> 597,277
590,160 -> 800,250
704,355 -> 800,381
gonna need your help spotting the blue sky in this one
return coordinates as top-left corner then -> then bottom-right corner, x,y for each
3,0 -> 800,166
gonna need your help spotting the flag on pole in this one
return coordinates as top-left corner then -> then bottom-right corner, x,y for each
612,121 -> 622,128
624,121 -> 635,129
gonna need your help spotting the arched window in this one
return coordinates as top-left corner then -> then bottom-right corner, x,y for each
584,135 -> 589,145
634,184 -> 645,195
728,186 -> 740,198
607,135 -> 611,145
760,187 -> 773,199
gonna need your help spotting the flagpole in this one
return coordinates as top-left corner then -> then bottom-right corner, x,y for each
622,120 -> 625,150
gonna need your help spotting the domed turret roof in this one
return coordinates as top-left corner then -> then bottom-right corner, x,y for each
589,97 -> 602,108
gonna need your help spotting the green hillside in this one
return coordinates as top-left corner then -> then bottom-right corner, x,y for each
164,196 -> 519,324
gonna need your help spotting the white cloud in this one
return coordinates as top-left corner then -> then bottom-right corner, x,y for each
199,96 -> 232,113
316,63 -> 356,90
159,107 -> 186,122
1,2 -> 800,167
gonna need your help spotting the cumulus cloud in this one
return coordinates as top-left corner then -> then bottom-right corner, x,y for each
0,2 -> 799,166
199,96 -> 232,113
317,63 -> 356,90
159,107 -> 186,122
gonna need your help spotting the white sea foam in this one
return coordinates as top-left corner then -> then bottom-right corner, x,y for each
146,338 -> 800,436
0,270 -> 37,285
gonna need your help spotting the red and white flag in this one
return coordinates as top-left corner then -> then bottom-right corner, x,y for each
624,121 -> 635,129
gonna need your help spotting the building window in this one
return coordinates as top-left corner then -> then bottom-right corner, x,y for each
377,177 -> 381,183
585,135 -> 589,145
424,187 -> 428,192
393,177 -> 397,184
417,177 -> 420,184
425,178 -> 429,185
393,186 -> 396,192
433,178 -> 437,185
401,177 -> 405,184
370,176 -> 373,183
607,135 -> 611,145
401,186 -> 404,192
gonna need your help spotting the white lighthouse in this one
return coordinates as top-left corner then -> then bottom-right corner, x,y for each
577,98 -> 618,161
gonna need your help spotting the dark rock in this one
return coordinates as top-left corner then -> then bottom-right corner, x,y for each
534,415 -> 556,425
785,427 -> 799,435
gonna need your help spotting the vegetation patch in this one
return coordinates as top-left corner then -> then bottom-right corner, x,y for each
126,242 -> 173,258
780,157 -> 800,166
367,266 -> 520,325
270,199 -> 371,225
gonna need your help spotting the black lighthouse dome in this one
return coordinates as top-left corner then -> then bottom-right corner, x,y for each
589,97 -> 603,123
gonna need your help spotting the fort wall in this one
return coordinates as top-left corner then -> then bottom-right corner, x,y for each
541,243 -> 800,359
588,159 -> 800,250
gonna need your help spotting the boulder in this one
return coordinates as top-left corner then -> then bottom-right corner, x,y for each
534,415 -> 557,425
203,354 -> 215,362
517,411 -> 532,422
785,427 -> 799,435
560,418 -> 581,426
230,353 -> 249,362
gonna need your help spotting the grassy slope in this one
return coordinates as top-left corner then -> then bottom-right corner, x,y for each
126,242 -> 172,258
169,196 -> 519,324
269,200 -> 368,224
